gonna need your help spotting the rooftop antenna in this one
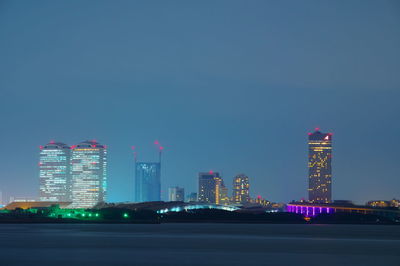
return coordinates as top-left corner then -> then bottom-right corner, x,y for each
131,146 -> 137,163
154,140 -> 163,163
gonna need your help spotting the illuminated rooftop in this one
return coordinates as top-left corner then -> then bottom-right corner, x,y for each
72,140 -> 106,149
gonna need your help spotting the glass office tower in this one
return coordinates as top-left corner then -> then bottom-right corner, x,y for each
135,162 -> 161,202
308,129 -> 332,203
70,140 -> 107,208
39,141 -> 71,202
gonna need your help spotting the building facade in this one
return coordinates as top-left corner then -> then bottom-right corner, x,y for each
198,171 -> 227,204
70,140 -> 107,208
232,174 -> 250,204
218,184 -> 230,205
135,162 -> 161,202
168,186 -> 185,202
39,141 -> 71,202
308,129 -> 332,203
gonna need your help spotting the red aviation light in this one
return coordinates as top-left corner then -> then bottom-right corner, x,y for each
50,140 -> 55,144
39,146 -> 44,149
131,146 -> 136,150
70,145 -> 77,149
308,133 -> 312,136
315,127 -> 320,131
209,170 -> 213,174
154,140 -> 160,145
159,146 -> 164,151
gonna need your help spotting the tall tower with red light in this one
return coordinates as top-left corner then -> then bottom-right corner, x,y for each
308,128 -> 332,203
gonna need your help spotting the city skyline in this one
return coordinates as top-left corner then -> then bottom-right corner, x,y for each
0,125 -> 398,206
1,1 -> 399,204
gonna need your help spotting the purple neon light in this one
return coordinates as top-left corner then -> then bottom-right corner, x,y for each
287,204 -> 335,217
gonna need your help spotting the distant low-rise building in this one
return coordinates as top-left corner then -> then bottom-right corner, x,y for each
3,201 -> 71,210
367,200 -> 390,208
391,199 -> 400,208
168,187 -> 185,202
187,192 -> 197,202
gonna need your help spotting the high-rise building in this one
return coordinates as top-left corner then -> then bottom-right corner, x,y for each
70,140 -> 107,208
218,183 -> 230,205
135,162 -> 161,202
39,141 -> 71,202
198,171 -> 218,203
198,171 -> 227,204
308,128 -> 332,203
232,174 -> 250,204
168,186 -> 185,202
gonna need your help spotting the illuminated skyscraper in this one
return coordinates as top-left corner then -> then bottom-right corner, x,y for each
39,141 -> 71,202
218,183 -> 230,205
308,128 -> 332,203
232,174 -> 250,204
168,186 -> 184,202
70,140 -> 107,208
135,162 -> 161,202
198,171 -> 227,204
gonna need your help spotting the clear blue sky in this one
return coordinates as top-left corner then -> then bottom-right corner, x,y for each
0,0 -> 399,204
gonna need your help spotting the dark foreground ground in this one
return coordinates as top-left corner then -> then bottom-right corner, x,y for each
0,223 -> 399,266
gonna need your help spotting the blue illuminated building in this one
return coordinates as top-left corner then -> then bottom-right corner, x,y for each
135,162 -> 161,202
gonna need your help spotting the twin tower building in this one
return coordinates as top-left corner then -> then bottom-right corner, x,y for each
39,140 -> 107,208
39,140 -> 162,208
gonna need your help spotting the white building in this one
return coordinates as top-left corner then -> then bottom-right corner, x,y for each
70,140 -> 107,208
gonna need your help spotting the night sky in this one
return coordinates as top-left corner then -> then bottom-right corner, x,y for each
0,1 -> 399,204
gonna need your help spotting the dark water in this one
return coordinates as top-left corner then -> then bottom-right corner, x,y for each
0,223 -> 399,266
